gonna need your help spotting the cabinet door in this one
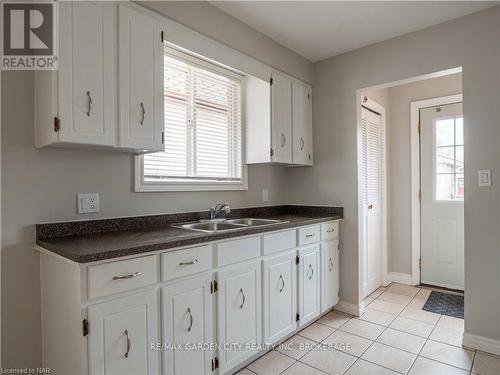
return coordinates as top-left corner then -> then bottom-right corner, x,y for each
298,245 -> 321,327
88,290 -> 159,375
118,5 -> 164,151
271,71 -> 292,163
163,274 -> 214,375
292,80 -> 313,165
263,251 -> 297,344
217,261 -> 261,373
58,1 -> 115,146
321,240 -> 340,313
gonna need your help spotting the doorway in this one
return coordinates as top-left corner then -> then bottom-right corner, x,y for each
419,101 -> 464,290
360,96 -> 387,298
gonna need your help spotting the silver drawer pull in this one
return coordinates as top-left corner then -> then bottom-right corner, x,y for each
239,288 -> 246,309
112,271 -> 141,280
179,259 -> 200,266
187,307 -> 193,332
281,133 -> 286,147
329,258 -> 333,272
140,102 -> 146,125
306,233 -> 315,238
124,329 -> 131,358
279,274 -> 285,292
300,137 -> 305,150
326,229 -> 335,233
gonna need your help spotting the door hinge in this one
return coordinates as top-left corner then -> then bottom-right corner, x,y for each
82,319 -> 89,336
270,77 -> 273,86
418,191 -> 422,201
161,30 -> 164,42
296,313 -> 300,322
210,280 -> 218,294
418,258 -> 422,269
161,131 -> 165,145
211,357 -> 219,371
295,255 -> 300,265
270,148 -> 274,157
54,116 -> 60,132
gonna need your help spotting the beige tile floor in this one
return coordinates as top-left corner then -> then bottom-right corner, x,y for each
237,283 -> 500,375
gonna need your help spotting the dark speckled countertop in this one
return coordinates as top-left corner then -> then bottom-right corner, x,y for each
36,205 -> 342,263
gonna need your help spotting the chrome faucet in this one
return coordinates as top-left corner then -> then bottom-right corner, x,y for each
210,203 -> 231,220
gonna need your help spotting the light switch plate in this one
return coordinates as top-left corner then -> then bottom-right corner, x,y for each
478,170 -> 491,187
77,193 -> 100,213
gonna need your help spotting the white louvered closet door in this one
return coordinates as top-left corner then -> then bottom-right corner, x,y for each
361,107 -> 382,297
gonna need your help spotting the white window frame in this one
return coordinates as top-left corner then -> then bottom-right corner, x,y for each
135,46 -> 248,192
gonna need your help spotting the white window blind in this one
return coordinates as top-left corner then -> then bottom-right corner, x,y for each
142,48 -> 242,185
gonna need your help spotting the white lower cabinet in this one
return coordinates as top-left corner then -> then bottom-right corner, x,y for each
87,289 -> 159,375
217,260 -> 262,374
263,250 -> 297,344
320,239 -> 340,313
162,273 -> 214,375
298,244 -> 321,327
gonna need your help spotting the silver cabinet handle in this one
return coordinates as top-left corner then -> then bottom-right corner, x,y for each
326,229 -> 335,233
179,259 -> 199,266
279,274 -> 285,292
86,91 -> 92,117
306,233 -> 315,238
187,307 -> 193,332
140,102 -> 146,125
329,258 -> 333,272
239,288 -> 245,309
281,133 -> 286,147
307,264 -> 314,280
300,137 -> 304,150
124,329 -> 131,358
112,271 -> 141,280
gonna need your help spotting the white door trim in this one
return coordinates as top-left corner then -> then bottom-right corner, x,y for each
410,94 -> 463,286
357,95 -> 388,299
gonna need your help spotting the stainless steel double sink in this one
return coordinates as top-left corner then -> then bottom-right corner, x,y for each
173,218 -> 288,233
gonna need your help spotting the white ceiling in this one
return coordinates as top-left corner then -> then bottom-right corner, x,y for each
211,1 -> 497,62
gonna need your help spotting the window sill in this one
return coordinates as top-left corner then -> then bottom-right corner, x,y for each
135,181 -> 248,192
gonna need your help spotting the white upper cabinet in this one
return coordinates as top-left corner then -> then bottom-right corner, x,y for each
35,1 -> 116,148
292,80 -> 313,166
35,3 -> 164,153
118,5 -> 164,152
270,71 -> 293,163
245,72 -> 313,166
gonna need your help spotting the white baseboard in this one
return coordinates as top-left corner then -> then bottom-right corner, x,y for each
463,333 -> 500,356
387,272 -> 413,285
334,300 -> 365,317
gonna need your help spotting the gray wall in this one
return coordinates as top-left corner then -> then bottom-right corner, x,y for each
0,3 -> 314,367
388,73 -> 462,274
288,6 -> 500,344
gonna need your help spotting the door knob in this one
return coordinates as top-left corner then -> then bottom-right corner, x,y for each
368,204 -> 373,209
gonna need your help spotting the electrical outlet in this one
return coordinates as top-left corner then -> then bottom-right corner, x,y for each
262,189 -> 269,202
77,193 -> 100,214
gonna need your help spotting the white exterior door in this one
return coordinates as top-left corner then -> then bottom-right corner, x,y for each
88,290 -> 159,375
361,107 -> 382,297
162,274 -> 214,375
263,250 -> 297,344
298,245 -> 320,327
217,261 -> 261,373
271,71 -> 292,163
420,102 -> 464,290
118,5 -> 164,151
321,239 -> 339,312
292,80 -> 313,165
58,1 -> 116,146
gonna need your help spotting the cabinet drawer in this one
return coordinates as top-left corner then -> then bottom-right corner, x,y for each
88,255 -> 158,299
216,236 -> 261,267
298,225 -> 320,246
263,230 -> 296,255
162,245 -> 213,281
321,221 -> 339,241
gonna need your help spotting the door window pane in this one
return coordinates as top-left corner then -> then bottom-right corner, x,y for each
434,115 -> 464,201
